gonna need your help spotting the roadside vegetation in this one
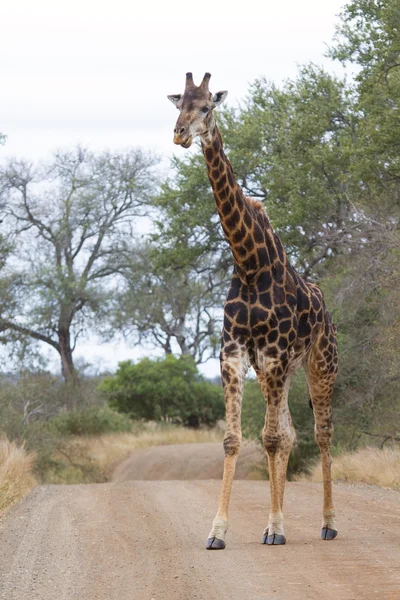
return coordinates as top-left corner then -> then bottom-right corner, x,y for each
0,418 -> 223,513
0,359 -> 225,488
46,425 -> 223,484
0,437 -> 36,517
307,446 -> 400,490
0,0 -> 400,506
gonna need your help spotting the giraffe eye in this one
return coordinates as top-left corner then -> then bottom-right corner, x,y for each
201,106 -> 209,113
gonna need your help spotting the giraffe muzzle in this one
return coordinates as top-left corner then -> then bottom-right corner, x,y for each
173,133 -> 193,148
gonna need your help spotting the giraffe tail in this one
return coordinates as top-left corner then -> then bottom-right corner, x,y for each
308,397 -> 313,411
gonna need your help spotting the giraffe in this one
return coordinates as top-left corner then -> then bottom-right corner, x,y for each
168,72 -> 339,549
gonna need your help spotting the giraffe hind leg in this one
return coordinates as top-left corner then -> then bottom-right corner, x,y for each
306,336 -> 338,540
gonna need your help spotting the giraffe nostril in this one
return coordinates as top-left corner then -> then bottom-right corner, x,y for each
174,125 -> 186,136
174,126 -> 185,135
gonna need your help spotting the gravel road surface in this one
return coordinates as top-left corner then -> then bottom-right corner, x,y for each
1,443 -> 399,600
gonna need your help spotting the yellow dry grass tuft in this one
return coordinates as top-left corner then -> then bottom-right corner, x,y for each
307,446 -> 400,489
49,425 -> 224,484
0,436 -> 37,517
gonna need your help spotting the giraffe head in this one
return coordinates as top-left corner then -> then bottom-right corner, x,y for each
168,72 -> 228,148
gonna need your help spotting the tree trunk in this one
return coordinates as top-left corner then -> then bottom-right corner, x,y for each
176,333 -> 192,358
58,328 -> 78,387
163,335 -> 172,355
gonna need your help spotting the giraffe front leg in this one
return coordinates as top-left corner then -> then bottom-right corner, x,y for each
206,346 -> 248,550
261,427 -> 293,544
206,451 -> 238,550
260,375 -> 295,546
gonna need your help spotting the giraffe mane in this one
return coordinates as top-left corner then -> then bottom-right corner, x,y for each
247,197 -> 265,212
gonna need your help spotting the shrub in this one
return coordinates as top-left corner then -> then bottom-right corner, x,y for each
52,406 -> 133,436
6,407 -> 133,483
99,355 -> 225,427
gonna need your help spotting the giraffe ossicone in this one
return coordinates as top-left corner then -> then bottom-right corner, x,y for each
168,72 -> 339,550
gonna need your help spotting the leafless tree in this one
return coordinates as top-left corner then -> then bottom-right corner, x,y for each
113,243 -> 228,364
0,147 -> 158,382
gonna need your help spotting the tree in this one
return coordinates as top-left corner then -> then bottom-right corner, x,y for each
317,222 -> 400,449
99,355 -> 225,427
0,147 -> 158,383
114,242 -> 224,363
0,202 -> 18,348
113,152 -> 231,363
329,0 -> 400,214
323,0 -> 400,442
218,66 -> 365,278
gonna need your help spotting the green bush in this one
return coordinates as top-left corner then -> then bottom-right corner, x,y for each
99,355 -> 225,427
0,404 -> 132,481
52,406 -> 133,436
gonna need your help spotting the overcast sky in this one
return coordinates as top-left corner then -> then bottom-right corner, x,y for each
1,0 -> 347,376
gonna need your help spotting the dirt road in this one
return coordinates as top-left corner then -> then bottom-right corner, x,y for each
1,444 -> 399,600
112,441 -> 265,481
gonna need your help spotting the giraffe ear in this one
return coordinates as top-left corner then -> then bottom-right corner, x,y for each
167,94 -> 182,107
212,91 -> 228,107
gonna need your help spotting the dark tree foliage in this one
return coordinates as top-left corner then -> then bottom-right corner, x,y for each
329,0 -> 400,212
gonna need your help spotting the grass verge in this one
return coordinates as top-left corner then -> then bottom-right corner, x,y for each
306,446 -> 400,489
43,424 -> 224,484
0,436 -> 37,518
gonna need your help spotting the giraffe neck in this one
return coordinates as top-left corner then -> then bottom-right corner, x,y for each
201,124 -> 283,282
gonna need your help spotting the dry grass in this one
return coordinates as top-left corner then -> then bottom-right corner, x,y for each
47,425 -> 224,484
306,446 -> 400,489
0,436 -> 37,517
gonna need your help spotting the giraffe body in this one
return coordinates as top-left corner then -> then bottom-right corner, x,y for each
168,73 -> 339,549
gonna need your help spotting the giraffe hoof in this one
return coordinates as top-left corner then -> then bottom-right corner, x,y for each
261,530 -> 286,545
321,527 -> 338,540
206,537 -> 226,550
